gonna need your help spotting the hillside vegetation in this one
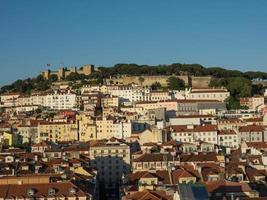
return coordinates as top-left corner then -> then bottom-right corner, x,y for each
0,63 -> 266,110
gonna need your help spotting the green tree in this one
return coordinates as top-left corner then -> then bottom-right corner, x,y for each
66,72 -> 87,81
48,74 -> 58,82
225,96 -> 240,110
151,82 -> 162,90
167,76 -> 185,90
226,77 -> 251,97
138,77 -> 145,86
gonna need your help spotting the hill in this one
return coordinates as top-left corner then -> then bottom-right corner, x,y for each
0,63 -> 266,99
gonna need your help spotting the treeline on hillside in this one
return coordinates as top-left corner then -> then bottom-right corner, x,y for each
0,75 -> 54,94
98,63 -> 267,110
1,63 -> 266,102
209,77 -> 265,110
0,72 -> 102,94
97,63 -> 267,79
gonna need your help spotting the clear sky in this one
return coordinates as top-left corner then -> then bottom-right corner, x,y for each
1,0 -> 267,85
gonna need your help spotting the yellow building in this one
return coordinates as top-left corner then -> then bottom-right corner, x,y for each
76,114 -> 97,141
101,95 -> 119,108
95,116 -> 132,139
1,132 -> 17,146
37,121 -> 78,142
132,127 -> 167,145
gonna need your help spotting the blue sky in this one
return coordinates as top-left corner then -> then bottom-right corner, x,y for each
0,0 -> 267,85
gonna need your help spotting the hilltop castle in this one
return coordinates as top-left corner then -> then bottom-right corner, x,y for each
41,64 -> 94,80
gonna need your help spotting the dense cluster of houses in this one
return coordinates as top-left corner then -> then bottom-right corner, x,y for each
0,83 -> 267,200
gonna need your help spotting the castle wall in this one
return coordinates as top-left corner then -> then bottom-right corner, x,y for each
191,76 -> 212,88
106,75 -> 189,87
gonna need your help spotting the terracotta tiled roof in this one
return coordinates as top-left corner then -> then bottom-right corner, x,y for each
190,90 -> 228,93
217,118 -> 243,124
143,142 -> 159,147
172,169 -> 195,184
239,125 -> 264,132
218,130 -> 237,135
133,153 -> 179,163
0,182 -> 86,198
205,180 -> 253,193
125,189 -> 173,200
174,114 -> 214,118
245,167 -> 267,182
32,141 -> 49,147
169,124 -> 217,132
180,153 -> 219,163
245,117 -> 263,123
247,142 -> 267,149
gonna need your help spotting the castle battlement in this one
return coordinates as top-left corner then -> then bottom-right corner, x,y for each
42,64 -> 94,80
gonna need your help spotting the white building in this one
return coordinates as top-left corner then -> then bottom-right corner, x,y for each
16,93 -> 46,107
240,96 -> 265,111
149,91 -> 171,101
169,124 -> 218,144
185,88 -> 230,102
172,90 -> 186,100
44,90 -> 77,110
0,92 -> 20,107
169,115 -> 216,126
96,117 -> 132,139
217,130 -> 238,148
15,90 -> 77,110
108,85 -> 151,103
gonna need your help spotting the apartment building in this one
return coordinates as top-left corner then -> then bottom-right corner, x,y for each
37,121 -> 78,142
217,130 -> 238,148
15,90 -> 77,110
17,124 -> 38,143
89,138 -> 131,198
169,114 -> 215,126
240,96 -> 265,110
44,90 -> 77,110
96,116 -> 132,139
176,99 -> 226,114
149,90 -> 171,101
169,124 -> 218,144
136,100 -> 178,111
108,85 -> 151,103
132,153 -> 180,172
0,131 -> 20,146
101,95 -> 119,108
16,93 -> 46,106
217,118 -> 244,130
76,114 -> 97,141
185,88 -> 230,102
0,92 -> 20,107
238,125 -> 266,143
132,127 -> 168,145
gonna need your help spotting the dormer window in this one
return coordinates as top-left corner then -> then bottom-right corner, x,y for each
69,187 -> 77,195
48,188 -> 56,196
27,188 -> 35,197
